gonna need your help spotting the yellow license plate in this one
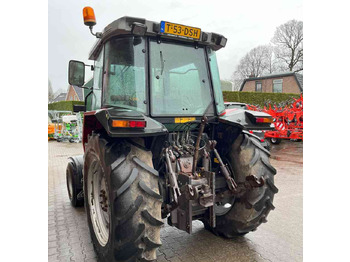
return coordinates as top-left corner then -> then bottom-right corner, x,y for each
174,117 -> 196,124
160,21 -> 201,40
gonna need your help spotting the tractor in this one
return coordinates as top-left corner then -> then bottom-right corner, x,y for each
66,7 -> 278,262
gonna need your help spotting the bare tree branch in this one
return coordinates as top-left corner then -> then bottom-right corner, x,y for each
231,19 -> 303,87
231,45 -> 282,89
271,20 -> 303,72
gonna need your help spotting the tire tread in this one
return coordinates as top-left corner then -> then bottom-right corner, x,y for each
207,133 -> 278,238
84,134 -> 162,262
141,210 -> 164,226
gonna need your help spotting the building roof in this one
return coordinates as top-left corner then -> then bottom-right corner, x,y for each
295,73 -> 303,90
239,71 -> 303,92
52,93 -> 67,103
72,85 -> 84,101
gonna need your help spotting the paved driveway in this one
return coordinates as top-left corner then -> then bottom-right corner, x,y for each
48,140 -> 303,262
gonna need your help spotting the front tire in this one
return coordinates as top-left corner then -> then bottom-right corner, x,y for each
66,156 -> 84,207
84,133 -> 163,261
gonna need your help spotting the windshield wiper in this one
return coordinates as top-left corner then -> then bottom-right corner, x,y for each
160,51 -> 164,75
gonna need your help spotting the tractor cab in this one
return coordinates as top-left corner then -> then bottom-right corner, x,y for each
69,14 -> 227,130
66,8 -> 277,262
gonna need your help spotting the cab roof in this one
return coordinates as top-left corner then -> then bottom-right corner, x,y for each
89,16 -> 227,60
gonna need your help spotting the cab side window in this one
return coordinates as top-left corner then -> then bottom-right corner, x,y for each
91,48 -> 104,110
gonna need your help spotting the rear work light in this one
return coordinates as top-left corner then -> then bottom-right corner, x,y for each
255,117 -> 273,123
112,120 -> 147,128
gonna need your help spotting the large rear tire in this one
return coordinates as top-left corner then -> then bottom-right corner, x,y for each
84,133 -> 163,261
205,131 -> 278,237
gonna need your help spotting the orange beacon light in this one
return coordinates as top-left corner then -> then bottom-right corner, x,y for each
83,7 -> 96,27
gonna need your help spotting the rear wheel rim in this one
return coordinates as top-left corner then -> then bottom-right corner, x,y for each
215,197 -> 235,216
87,160 -> 110,247
271,138 -> 277,143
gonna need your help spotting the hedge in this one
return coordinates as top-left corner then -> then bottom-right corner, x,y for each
48,92 -> 300,111
223,91 -> 300,107
48,101 -> 85,111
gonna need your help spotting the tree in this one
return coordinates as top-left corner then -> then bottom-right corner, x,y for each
265,45 -> 285,74
231,45 -> 273,90
48,79 -> 55,102
271,20 -> 303,72
53,88 -> 65,98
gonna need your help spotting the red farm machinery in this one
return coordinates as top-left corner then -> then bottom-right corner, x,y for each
246,94 -> 303,145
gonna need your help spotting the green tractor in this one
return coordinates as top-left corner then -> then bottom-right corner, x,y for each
66,7 -> 278,262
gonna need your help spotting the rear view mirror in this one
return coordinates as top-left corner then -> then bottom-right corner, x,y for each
68,60 -> 85,86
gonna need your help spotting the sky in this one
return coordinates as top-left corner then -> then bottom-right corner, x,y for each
48,0 -> 302,92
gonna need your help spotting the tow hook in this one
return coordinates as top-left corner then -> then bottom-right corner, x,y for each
245,175 -> 265,188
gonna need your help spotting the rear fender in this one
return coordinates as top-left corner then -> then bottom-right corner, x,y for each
82,111 -> 103,150
220,108 -> 273,131
82,108 -> 168,150
215,108 -> 271,155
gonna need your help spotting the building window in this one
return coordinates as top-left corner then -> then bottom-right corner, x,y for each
255,81 -> 262,92
273,79 -> 283,93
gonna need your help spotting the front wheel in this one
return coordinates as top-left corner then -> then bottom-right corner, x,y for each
66,156 -> 84,207
84,133 -> 163,261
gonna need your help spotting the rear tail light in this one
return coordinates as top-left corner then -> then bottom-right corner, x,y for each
112,120 -> 146,128
255,117 -> 273,123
